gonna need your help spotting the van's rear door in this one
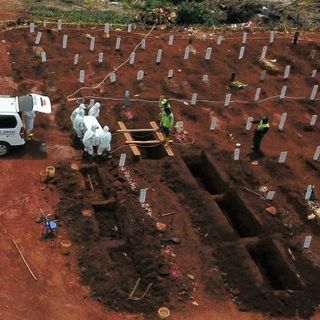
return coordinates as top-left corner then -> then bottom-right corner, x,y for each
30,94 -> 51,114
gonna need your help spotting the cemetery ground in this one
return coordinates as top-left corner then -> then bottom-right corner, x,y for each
1,24 -> 320,320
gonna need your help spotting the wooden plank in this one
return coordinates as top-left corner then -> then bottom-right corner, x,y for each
149,121 -> 174,156
118,121 -> 141,156
117,128 -> 157,133
126,140 -> 161,144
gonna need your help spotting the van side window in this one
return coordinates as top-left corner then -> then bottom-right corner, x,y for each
0,115 -> 17,128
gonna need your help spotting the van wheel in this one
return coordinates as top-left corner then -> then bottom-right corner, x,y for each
0,142 -> 10,156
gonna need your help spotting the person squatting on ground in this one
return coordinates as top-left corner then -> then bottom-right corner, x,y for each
70,103 -> 86,122
96,126 -> 112,160
252,116 -> 270,153
24,110 -> 36,140
88,102 -> 101,118
82,125 -> 99,159
160,106 -> 174,145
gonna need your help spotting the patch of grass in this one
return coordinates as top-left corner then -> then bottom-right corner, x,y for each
28,6 -> 135,24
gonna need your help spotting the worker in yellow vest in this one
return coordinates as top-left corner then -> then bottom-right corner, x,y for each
251,117 -> 270,153
160,107 -> 174,145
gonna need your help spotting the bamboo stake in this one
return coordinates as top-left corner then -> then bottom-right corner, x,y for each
87,174 -> 94,192
12,239 -> 37,281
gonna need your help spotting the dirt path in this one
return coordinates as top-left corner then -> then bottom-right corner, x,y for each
0,0 -> 24,20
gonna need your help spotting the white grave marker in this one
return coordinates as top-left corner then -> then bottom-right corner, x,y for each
210,117 -> 216,130
57,20 -> 62,31
202,75 -> 208,82
89,99 -> 95,107
284,65 -> 291,80
313,146 -> 320,161
184,47 -> 190,60
303,236 -> 312,249
242,32 -> 248,44
310,115 -> 317,127
29,23 -> 35,33
139,189 -> 146,203
224,93 -> 231,107
246,117 -> 253,130
191,93 -> 197,105
205,47 -> 212,61
311,69 -> 317,78
305,185 -> 313,200
119,153 -> 126,167
115,37 -> 121,50
234,148 -> 240,160
260,46 -> 267,61
104,23 -> 110,34
279,85 -> 287,99
168,35 -> 174,45
278,112 -> 287,131
35,32 -> 42,45
168,69 -> 173,78
41,51 -> 46,63
141,39 -> 145,50
217,36 -> 223,45
79,70 -> 85,83
62,34 -> 68,49
137,70 -> 144,81
269,31 -> 275,43
74,54 -> 79,65
266,191 -> 275,200
156,49 -> 162,64
278,151 -> 287,163
90,37 -> 95,51
260,70 -> 266,81
127,24 -> 132,33
309,85 -> 318,101
129,52 -> 135,65
238,46 -> 245,60
254,88 -> 261,102
98,52 -> 104,63
110,72 -> 116,84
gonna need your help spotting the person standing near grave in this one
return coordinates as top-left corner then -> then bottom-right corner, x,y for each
89,102 -> 101,118
96,125 -> 112,160
251,116 -> 270,153
82,124 -> 99,160
160,107 -> 174,146
24,110 -> 36,140
70,103 -> 86,122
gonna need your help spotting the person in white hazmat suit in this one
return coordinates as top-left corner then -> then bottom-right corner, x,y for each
73,109 -> 85,139
88,102 -> 101,118
24,110 -> 36,140
82,124 -> 99,159
70,103 -> 86,122
96,126 -> 112,160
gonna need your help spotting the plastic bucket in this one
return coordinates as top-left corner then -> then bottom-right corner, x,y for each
60,240 -> 72,255
40,170 -> 48,183
46,166 -> 55,178
158,307 -> 170,319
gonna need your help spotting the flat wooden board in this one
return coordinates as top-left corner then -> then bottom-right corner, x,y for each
150,121 -> 174,156
118,121 -> 141,157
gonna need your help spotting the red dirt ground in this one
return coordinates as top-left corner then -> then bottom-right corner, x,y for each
1,24 -> 320,320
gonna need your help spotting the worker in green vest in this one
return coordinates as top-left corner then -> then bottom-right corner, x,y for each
160,107 -> 174,145
251,117 -> 270,153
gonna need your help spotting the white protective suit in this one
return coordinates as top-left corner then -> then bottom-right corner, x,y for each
88,102 -> 100,118
25,110 -> 36,135
73,109 -> 85,138
83,125 -> 98,155
70,103 -> 85,122
97,126 -> 112,155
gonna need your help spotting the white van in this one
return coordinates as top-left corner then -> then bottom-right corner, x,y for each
0,94 -> 51,156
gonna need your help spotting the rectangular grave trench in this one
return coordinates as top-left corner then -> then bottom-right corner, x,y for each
131,131 -> 166,159
80,166 -> 104,197
92,203 -> 121,239
246,240 -> 302,291
182,154 -> 220,195
183,155 -> 261,238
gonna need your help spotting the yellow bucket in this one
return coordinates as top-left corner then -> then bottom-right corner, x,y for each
46,166 -> 55,178
40,170 -> 48,183
60,240 -> 72,255
158,307 -> 170,319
